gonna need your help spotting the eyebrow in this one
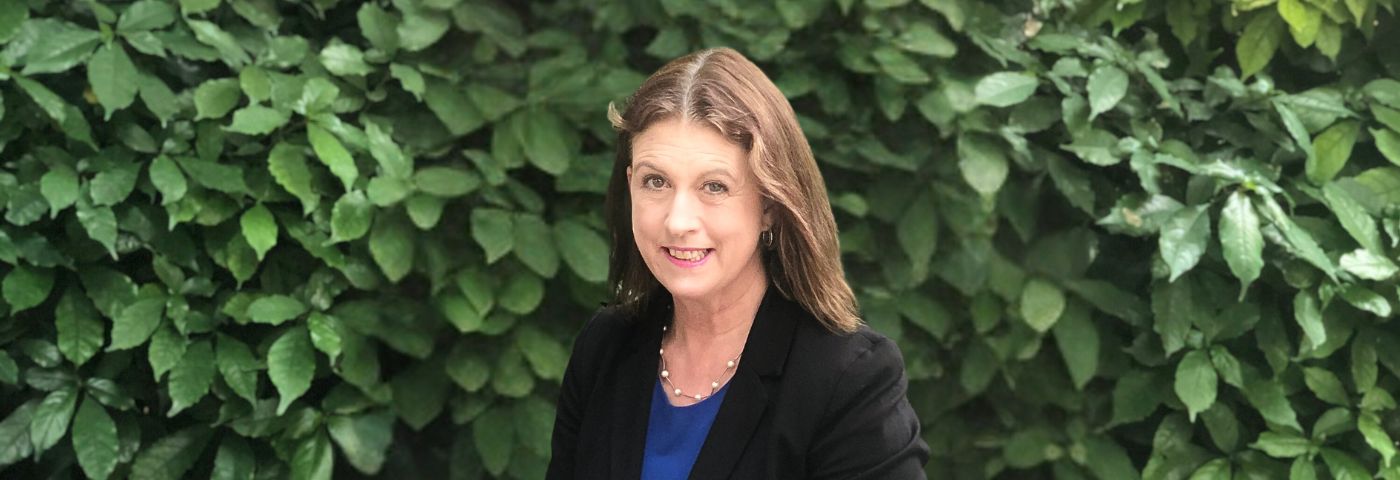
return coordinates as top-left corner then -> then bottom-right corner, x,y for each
633,160 -> 736,180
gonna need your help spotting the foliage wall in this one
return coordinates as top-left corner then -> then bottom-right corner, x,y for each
3,0 -> 1400,478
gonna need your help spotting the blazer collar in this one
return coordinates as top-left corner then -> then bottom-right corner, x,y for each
613,284 -> 802,479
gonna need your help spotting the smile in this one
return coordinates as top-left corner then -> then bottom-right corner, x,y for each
664,247 -> 713,267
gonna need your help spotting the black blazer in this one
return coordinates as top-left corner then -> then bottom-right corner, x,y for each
547,287 -> 929,479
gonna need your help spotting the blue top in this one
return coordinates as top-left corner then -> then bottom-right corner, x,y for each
641,379 -> 730,480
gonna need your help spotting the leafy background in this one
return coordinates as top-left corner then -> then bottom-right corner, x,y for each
3,0 -> 1400,478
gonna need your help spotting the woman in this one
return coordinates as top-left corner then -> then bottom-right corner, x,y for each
547,47 -> 928,479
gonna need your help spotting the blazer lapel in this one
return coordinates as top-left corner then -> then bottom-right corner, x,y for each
688,287 -> 798,480
611,299 -> 665,479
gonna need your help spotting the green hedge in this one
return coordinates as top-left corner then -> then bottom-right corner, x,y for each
3,0 -> 1400,478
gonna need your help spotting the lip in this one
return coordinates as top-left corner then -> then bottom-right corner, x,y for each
662,247 -> 713,268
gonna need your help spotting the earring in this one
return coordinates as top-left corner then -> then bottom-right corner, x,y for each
761,230 -> 774,248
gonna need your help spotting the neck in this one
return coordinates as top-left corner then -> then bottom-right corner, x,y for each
669,272 -> 767,353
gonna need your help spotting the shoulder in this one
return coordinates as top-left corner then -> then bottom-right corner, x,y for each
789,319 -> 906,382
570,304 -> 639,355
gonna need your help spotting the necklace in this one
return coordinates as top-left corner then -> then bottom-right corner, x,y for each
658,324 -> 741,401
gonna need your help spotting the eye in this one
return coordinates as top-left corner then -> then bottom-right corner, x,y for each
642,174 -> 668,190
703,181 -> 729,194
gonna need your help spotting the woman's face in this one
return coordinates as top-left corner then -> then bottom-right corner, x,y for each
627,118 -> 772,303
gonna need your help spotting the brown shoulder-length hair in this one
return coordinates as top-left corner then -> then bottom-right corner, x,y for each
602,47 -> 860,334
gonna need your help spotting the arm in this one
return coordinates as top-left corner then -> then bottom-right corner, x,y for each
545,309 -> 606,480
807,334 -> 929,480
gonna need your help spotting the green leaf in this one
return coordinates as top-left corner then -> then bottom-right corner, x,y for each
405,194 -> 445,229
390,64 -> 425,101
39,165 -> 78,217
1359,412 -> 1396,467
1374,128 -> 1400,167
0,0 -> 26,42
424,78 -> 485,136
871,46 -> 931,84
1339,248 -> 1398,280
446,342 -> 490,391
180,0 -> 219,15
521,107 -> 576,175
268,143 -> 319,215
118,0 -> 176,32
553,219 -> 610,283
1293,291 -> 1326,349
368,176 -> 411,206
1175,349 -> 1218,422
471,208 -> 514,263
76,204 -> 117,256
248,295 -> 307,325
1350,287 -> 1400,323
330,191 -> 374,243
87,43 -> 140,119
186,19 -> 250,66
20,20 -> 101,75
1237,12 -> 1284,78
1302,367 -> 1348,406
1052,300 -> 1098,390
473,406 -> 515,476
138,73 -> 180,125
166,340 -> 214,416
0,400 -> 37,466
357,3 -> 399,52
1160,205 -> 1211,282
1322,182 -> 1382,254
895,21 -> 955,57
129,426 -> 212,480
1087,64 -> 1128,119
1278,0 -> 1321,47
2,263 -> 51,312
307,124 -> 358,191
1308,121 -> 1360,185
109,296 -> 165,351
240,204 -> 278,261
413,166 -> 481,198
369,212 -> 414,282
1020,278 -> 1065,333
15,75 -> 70,124
1219,192 -> 1264,299
320,42 -> 372,76
975,72 -> 1038,108
366,122 -> 412,178
29,387 -> 77,458
1243,378 -> 1301,432
307,312 -> 343,362
1062,129 -> 1122,166
328,410 -> 394,474
72,397 -> 119,480
1251,431 -> 1312,458
896,191 -> 939,278
1319,448 -> 1369,480
290,431 -> 333,480
225,105 -> 289,135
1189,458 -> 1231,480
211,436 -> 254,480
515,325 -> 568,381
148,325 -> 185,382
55,289 -> 104,367
215,335 -> 259,403
269,326 -> 315,415
957,133 -> 1009,196
499,271 -> 543,315
512,214 -> 559,277
194,78 -> 242,120
149,155 -> 188,205
90,162 -> 140,206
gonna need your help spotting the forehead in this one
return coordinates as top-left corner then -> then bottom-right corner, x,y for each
631,118 -> 747,173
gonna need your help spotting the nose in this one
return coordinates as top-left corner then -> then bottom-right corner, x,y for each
664,189 -> 701,237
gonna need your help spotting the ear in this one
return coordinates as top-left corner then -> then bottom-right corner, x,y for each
626,165 -> 633,182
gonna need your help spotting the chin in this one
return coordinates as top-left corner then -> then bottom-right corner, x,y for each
655,277 -> 718,301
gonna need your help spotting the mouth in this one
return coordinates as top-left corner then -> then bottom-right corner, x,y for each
663,247 -> 713,267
